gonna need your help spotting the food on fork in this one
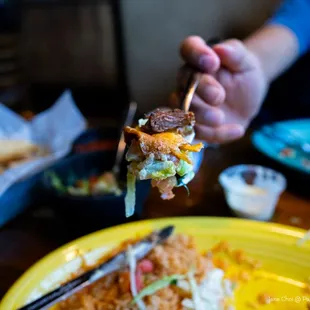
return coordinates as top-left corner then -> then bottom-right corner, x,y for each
123,108 -> 204,217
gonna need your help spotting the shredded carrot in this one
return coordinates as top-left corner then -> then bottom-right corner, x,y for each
213,257 -> 229,271
212,241 -> 230,253
239,271 -> 250,282
232,250 -> 246,264
247,258 -> 262,270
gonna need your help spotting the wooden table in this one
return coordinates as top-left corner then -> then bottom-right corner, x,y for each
0,134 -> 309,300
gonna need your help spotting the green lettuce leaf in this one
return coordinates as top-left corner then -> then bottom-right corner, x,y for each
138,160 -> 176,180
46,171 -> 66,193
125,172 -> 136,217
138,118 -> 148,127
176,159 -> 193,177
131,274 -> 185,306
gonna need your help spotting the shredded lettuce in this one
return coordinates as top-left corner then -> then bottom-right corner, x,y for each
126,141 -> 144,162
46,171 -> 66,193
138,160 -> 176,180
125,172 -> 136,217
68,185 -> 89,196
182,268 -> 234,310
131,274 -> 185,306
177,159 -> 193,177
93,173 -> 122,196
72,180 -> 90,195
127,246 -> 146,310
188,268 -> 204,310
177,279 -> 191,292
126,151 -> 142,162
138,118 -> 148,127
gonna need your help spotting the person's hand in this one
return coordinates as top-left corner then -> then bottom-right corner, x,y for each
176,36 -> 268,143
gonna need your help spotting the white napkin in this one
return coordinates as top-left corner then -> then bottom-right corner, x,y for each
0,90 -> 87,196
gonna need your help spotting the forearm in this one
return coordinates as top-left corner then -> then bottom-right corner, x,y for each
244,0 -> 310,83
244,25 -> 299,83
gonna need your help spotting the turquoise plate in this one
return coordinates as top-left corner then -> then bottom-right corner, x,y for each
251,119 -> 310,174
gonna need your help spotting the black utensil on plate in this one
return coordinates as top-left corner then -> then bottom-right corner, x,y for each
17,225 -> 174,310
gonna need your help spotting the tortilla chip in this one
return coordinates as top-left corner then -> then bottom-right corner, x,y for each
0,140 -> 39,164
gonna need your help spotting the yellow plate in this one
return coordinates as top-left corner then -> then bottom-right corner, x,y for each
1,217 -> 310,310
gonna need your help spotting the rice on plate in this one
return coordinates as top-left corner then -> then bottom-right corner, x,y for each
56,234 -> 261,310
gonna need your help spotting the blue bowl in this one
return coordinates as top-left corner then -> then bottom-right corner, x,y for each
0,173 -> 43,228
41,150 -> 151,230
0,127 -> 123,228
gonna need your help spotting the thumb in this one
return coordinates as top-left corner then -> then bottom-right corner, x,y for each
213,39 -> 256,72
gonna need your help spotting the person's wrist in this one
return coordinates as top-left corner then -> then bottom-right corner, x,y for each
243,25 -> 299,83
240,42 -> 269,128
244,41 -> 270,86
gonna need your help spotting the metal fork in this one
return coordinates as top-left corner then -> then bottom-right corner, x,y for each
180,70 -> 201,112
179,38 -> 221,112
112,101 -> 137,178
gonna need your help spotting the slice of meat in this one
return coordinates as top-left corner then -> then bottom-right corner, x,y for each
143,109 -> 195,133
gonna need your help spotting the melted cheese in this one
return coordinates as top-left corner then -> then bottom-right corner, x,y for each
124,127 -> 203,164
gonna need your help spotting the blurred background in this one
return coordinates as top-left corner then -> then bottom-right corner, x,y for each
1,0 -> 290,124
